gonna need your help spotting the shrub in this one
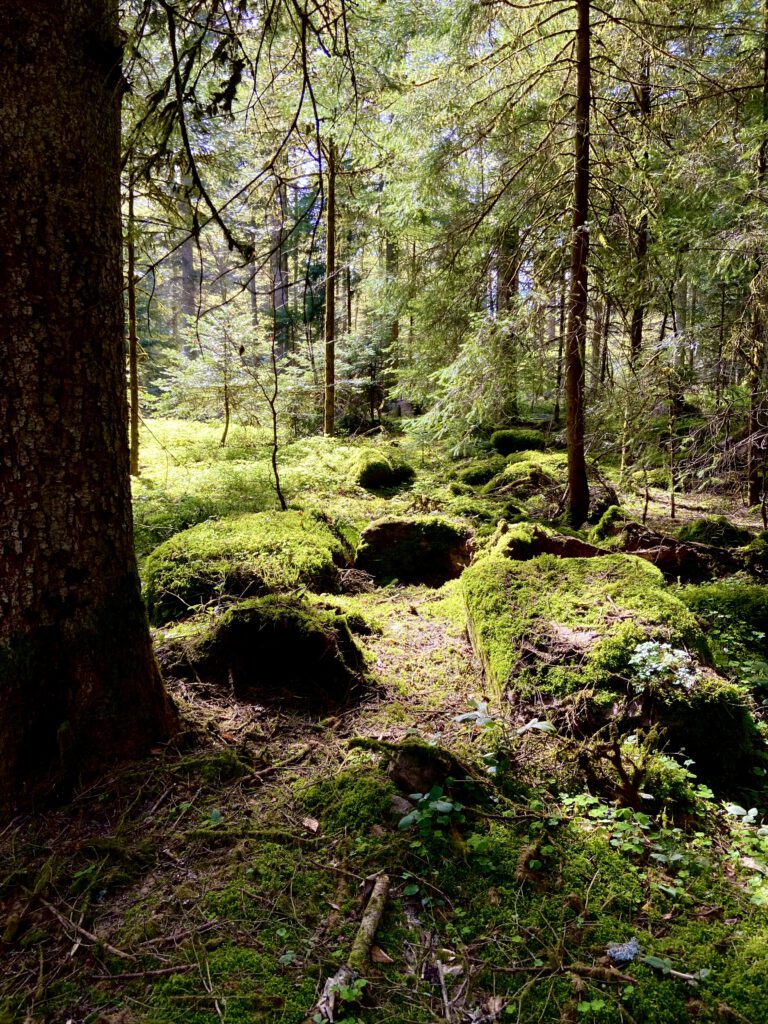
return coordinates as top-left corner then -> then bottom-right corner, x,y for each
489,428 -> 545,455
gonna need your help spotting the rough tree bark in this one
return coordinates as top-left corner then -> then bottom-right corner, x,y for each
0,0 -> 176,812
323,141 -> 337,436
565,0 -> 591,525
127,179 -> 140,477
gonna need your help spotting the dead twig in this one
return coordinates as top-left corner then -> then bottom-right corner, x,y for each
39,898 -> 134,962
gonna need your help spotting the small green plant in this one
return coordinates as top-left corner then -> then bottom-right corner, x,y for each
398,785 -> 466,840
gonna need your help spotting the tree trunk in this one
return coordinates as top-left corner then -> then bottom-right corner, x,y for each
324,141 -> 337,436
748,0 -> 768,506
127,180 -> 140,477
629,52 -> 651,367
0,0 -> 176,812
565,0 -> 591,526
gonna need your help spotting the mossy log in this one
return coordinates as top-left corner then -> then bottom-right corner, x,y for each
495,515 -> 764,583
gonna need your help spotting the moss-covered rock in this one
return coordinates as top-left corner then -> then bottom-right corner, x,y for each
677,515 -> 752,548
159,596 -> 368,705
355,450 -> 415,490
490,428 -> 546,455
143,510 -> 351,624
355,515 -> 474,586
463,552 -> 705,699
455,455 -> 506,486
463,551 -> 764,788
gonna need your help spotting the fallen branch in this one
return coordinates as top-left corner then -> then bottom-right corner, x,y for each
307,872 -> 390,1022
40,898 -> 134,961
93,963 -> 195,980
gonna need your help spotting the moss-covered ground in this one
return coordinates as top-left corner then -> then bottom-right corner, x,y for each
4,419 -> 768,1024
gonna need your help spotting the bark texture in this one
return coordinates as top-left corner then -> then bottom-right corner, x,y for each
565,0 -> 591,525
323,141 -> 337,436
0,0 -> 176,812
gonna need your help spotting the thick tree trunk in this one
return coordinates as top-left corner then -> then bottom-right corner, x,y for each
565,0 -> 591,526
324,141 -> 337,436
0,0 -> 176,812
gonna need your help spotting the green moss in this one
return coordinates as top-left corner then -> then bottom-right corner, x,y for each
587,505 -> 632,545
489,428 -> 546,455
146,943 -> 317,1024
301,769 -> 396,832
679,580 -> 768,636
143,510 -> 351,624
677,516 -> 752,548
173,749 -> 251,785
133,491 -> 219,556
678,580 -> 768,686
462,552 -> 706,698
356,450 -> 415,489
482,451 -> 567,496
456,455 -> 506,486
167,596 -> 368,704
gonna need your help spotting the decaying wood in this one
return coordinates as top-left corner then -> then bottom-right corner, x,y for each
307,872 -> 390,1022
507,523 -> 763,583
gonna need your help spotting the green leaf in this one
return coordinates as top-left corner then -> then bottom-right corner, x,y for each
643,955 -> 672,975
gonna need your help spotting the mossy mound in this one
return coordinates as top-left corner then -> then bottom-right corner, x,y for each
133,490 -> 220,556
355,515 -> 473,586
679,580 -> 768,690
463,552 -> 763,787
159,596 -> 368,705
455,455 -> 506,486
463,552 -> 705,699
483,455 -> 562,497
677,515 -> 752,548
143,510 -> 351,624
587,504 -> 634,545
490,428 -> 546,455
301,769 -> 397,832
355,450 -> 415,490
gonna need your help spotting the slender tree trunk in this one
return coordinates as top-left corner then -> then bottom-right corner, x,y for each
565,0 -> 591,525
553,270 -> 566,427
497,226 -> 520,415
748,0 -> 768,505
629,52 -> 651,367
590,296 -> 603,394
0,0 -> 175,812
324,141 -> 337,436
600,298 -> 611,384
127,179 -> 140,477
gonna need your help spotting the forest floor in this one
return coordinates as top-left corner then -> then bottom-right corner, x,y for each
3,418 -> 768,1024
